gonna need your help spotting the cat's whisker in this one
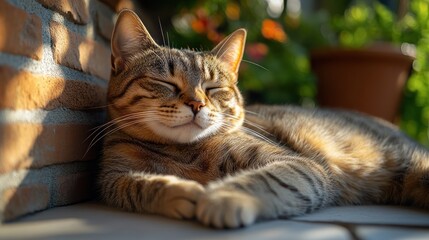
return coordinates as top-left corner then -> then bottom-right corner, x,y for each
240,126 -> 279,147
89,111 -> 154,131
220,123 -> 265,159
84,117 -> 158,158
86,121 -> 131,154
84,120 -> 139,159
241,59 -> 270,72
217,116 -> 277,146
158,17 -> 166,47
221,112 -> 274,138
240,120 -> 287,148
244,109 -> 261,116
79,103 -> 116,110
215,123 -> 238,156
215,118 -> 278,147
85,112 -> 160,152
150,50 -> 167,66
86,115 -> 134,141
242,120 -> 274,136
226,114 -> 272,132
86,111 -> 160,141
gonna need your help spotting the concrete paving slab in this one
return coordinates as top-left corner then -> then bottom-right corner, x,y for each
355,226 -> 429,240
293,205 -> 429,227
0,202 -> 350,240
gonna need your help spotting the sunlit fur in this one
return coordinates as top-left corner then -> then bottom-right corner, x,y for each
98,10 -> 429,229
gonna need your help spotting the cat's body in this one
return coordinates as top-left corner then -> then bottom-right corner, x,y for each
99,9 -> 429,228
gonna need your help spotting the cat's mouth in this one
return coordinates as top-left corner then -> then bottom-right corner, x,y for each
153,116 -> 219,143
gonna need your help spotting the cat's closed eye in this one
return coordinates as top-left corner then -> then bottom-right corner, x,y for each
148,78 -> 179,94
205,86 -> 227,95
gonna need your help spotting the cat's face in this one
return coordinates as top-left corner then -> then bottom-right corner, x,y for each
107,10 -> 247,144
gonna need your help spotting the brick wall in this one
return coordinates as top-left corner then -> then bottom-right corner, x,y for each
0,0 -> 133,222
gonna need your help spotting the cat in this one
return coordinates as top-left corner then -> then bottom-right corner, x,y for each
98,9 -> 429,228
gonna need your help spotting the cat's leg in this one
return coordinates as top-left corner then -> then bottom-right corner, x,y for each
99,170 -> 205,219
196,158 -> 333,228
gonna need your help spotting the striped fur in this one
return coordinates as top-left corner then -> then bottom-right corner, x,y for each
98,10 -> 429,228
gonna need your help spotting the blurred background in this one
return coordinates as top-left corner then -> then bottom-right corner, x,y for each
134,0 -> 429,146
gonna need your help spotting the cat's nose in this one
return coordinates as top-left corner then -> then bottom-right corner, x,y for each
187,100 -> 205,114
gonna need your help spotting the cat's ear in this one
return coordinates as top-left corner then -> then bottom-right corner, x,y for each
111,9 -> 159,73
211,29 -> 247,74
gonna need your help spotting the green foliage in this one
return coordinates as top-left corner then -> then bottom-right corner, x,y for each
239,40 -> 315,105
401,1 -> 429,146
332,2 -> 395,47
332,0 -> 429,145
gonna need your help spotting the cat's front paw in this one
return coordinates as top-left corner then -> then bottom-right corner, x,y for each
196,188 -> 261,228
158,179 -> 205,220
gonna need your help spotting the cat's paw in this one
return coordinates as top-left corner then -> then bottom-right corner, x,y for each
158,179 -> 205,220
196,188 -> 261,228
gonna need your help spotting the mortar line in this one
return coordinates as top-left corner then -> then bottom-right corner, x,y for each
0,109 -> 106,124
0,53 -> 108,87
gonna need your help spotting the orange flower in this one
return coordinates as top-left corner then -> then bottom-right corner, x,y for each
226,3 -> 240,20
190,7 -> 223,44
246,43 -> 269,62
191,19 -> 206,33
191,8 -> 210,33
261,19 -> 287,42
207,30 -> 223,43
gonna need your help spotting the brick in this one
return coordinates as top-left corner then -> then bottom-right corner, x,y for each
50,21 -> 111,80
0,66 -> 106,110
95,10 -> 114,41
1,184 -> 49,221
0,123 -> 101,173
55,172 -> 93,206
99,0 -> 134,12
37,0 -> 89,25
0,0 -> 43,60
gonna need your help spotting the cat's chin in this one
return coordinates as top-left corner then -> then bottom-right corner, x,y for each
171,122 -> 203,130
149,122 -> 220,144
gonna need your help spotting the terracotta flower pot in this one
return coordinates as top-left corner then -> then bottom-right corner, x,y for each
310,46 -> 414,123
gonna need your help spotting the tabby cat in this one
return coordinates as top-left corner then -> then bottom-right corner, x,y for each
98,9 -> 429,228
